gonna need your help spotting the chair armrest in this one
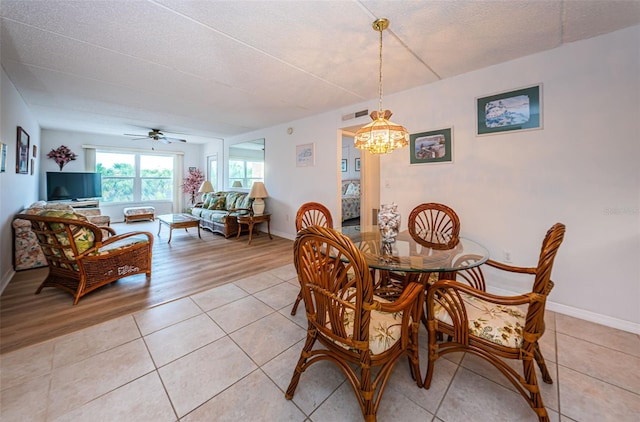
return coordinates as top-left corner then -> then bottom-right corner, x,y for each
102,226 -> 117,236
428,279 -> 533,307
100,231 -> 153,247
229,207 -> 253,215
378,281 -> 424,313
485,259 -> 536,275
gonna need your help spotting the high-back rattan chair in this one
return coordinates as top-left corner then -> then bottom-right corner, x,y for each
295,201 -> 333,232
286,225 -> 424,422
19,211 -> 153,305
408,202 -> 460,249
424,223 -> 565,422
381,202 -> 463,295
290,202 -> 334,315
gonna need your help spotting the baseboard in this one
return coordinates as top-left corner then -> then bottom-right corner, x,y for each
488,285 -> 639,335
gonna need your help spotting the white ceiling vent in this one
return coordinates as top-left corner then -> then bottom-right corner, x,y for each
342,109 -> 368,121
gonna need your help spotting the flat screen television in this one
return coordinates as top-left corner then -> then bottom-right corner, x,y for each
46,172 -> 103,201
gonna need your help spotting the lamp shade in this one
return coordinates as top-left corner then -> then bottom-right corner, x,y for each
198,180 -> 214,193
248,182 -> 268,215
231,181 -> 243,188
354,110 -> 409,154
248,182 -> 268,199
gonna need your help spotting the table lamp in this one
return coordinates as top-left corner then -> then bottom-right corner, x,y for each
231,181 -> 243,188
248,182 -> 268,215
198,180 -> 214,194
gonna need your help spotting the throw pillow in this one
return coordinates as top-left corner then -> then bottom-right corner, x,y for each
345,182 -> 360,196
209,196 -> 226,210
38,209 -> 95,256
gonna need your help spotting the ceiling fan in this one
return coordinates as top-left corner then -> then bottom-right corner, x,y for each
124,129 -> 187,144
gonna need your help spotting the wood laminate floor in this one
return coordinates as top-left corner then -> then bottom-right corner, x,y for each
0,220 -> 293,354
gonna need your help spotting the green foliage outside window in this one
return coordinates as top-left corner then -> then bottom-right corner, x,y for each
229,159 -> 264,188
96,152 -> 174,203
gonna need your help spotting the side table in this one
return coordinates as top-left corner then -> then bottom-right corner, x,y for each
236,213 -> 272,245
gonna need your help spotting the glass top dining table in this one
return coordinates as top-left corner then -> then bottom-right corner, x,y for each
340,226 -> 490,274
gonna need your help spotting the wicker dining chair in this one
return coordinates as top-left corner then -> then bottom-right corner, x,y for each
290,201 -> 334,315
424,223 -> 566,422
19,211 -> 153,305
286,225 -> 424,422
408,202 -> 461,249
380,202 -> 462,296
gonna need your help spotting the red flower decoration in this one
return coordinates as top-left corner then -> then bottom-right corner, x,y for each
47,145 -> 78,170
182,168 -> 205,205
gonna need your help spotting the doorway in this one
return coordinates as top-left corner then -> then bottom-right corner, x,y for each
339,129 -> 380,228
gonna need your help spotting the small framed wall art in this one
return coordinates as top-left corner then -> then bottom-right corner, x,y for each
16,126 -> 30,174
0,142 -> 7,172
410,127 -> 453,165
296,143 -> 315,167
476,84 -> 542,135
341,159 -> 347,172
355,158 -> 360,171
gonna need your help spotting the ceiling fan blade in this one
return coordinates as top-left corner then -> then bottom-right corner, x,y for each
124,133 -> 148,137
162,136 -> 187,143
130,137 -> 150,141
158,138 -> 171,144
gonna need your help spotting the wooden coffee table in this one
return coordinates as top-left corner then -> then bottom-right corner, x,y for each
157,214 -> 201,243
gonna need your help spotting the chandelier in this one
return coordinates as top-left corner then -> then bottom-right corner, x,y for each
354,18 -> 409,155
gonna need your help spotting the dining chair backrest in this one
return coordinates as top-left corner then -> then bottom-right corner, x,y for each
295,202 -> 333,231
408,203 -> 460,249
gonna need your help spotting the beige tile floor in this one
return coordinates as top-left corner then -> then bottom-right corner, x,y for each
1,264 -> 639,421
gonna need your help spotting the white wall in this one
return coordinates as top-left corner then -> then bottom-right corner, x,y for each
40,130 -> 210,222
377,25 -> 640,332
226,26 -> 639,333
0,68 -> 41,292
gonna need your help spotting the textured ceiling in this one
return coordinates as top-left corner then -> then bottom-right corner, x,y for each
1,0 -> 639,143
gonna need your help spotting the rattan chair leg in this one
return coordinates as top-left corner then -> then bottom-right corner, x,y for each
534,342 -> 553,384
523,358 -> 549,422
290,290 -> 302,315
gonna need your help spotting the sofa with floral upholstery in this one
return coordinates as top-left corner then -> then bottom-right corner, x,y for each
12,201 -> 110,271
190,191 -> 253,238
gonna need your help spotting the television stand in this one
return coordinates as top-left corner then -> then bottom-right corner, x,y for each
70,199 -> 100,209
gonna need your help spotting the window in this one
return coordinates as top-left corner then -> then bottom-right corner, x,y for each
229,159 -> 264,188
207,154 -> 218,190
228,140 -> 264,188
96,151 -> 174,203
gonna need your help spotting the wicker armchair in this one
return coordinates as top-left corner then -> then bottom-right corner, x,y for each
424,223 -> 565,422
290,201 -> 334,315
286,226 -> 424,422
18,211 -> 153,305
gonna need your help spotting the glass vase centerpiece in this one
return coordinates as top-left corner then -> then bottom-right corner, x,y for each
378,203 -> 400,243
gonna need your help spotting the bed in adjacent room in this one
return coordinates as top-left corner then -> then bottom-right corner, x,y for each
341,179 -> 361,222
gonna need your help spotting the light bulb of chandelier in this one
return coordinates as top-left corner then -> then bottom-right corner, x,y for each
354,110 -> 409,154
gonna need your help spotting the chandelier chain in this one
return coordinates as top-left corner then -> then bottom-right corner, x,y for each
378,27 -> 383,113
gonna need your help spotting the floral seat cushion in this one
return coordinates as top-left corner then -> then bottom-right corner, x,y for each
434,293 -> 527,348
326,289 -> 405,355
